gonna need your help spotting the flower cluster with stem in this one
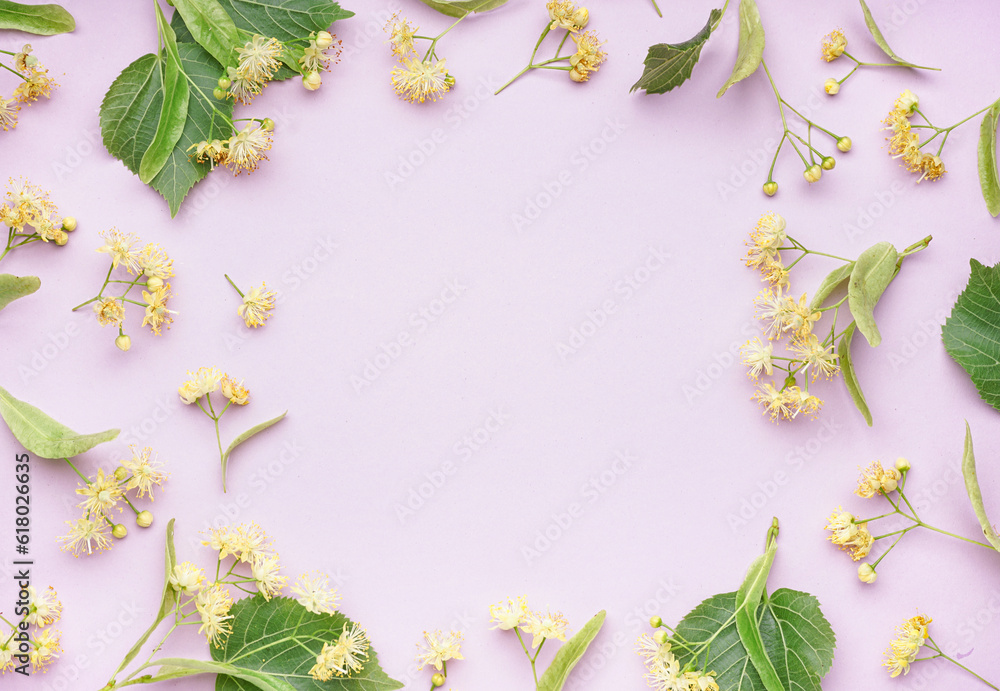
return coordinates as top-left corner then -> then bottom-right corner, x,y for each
72,228 -> 175,350
0,43 -> 58,131
820,28 -> 938,96
0,177 -> 76,262
882,614 -> 996,688
57,446 -> 166,557
0,585 -> 62,675
416,630 -> 464,689
225,274 -> 276,328
489,596 -> 571,687
636,617 -> 720,690
496,1 -> 606,94
383,9 -> 471,103
825,457 -> 998,584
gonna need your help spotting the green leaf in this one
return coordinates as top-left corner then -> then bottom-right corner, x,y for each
838,322 -> 873,427
847,241 -> 899,347
858,0 -> 938,70
170,0 -> 241,70
735,522 -> 781,691
101,43 -> 232,216
717,0 -> 765,98
140,4 -> 191,184
417,0 -> 508,17
0,384 -> 119,459
674,588 -> 835,691
222,411 -> 286,491
943,259 -> 1000,412
0,274 -> 40,311
537,610 -> 607,691
0,0 -> 74,34
171,0 -> 354,50
809,262 -> 854,312
212,596 -> 404,691
149,658 -> 293,690
961,422 -> 1000,551
630,9 -> 722,95
978,99 -> 1000,218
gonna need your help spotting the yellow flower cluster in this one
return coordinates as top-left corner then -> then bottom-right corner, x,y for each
884,90 -> 945,182
882,615 -> 931,677
190,121 -> 275,176
178,367 -> 250,407
309,623 -> 370,680
636,633 -> 719,691
384,14 -> 455,104
824,507 -> 874,561
416,630 -> 464,671
0,178 -> 75,250
854,460 -> 902,498
58,447 -> 166,557
0,45 -> 58,132
0,586 -> 62,675
568,29 -> 607,83
489,596 -> 569,648
237,282 -> 277,327
821,29 -> 847,61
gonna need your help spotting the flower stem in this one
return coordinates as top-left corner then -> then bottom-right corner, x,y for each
224,273 -> 244,298
649,0 -> 662,17
63,457 -> 91,484
927,637 -> 999,690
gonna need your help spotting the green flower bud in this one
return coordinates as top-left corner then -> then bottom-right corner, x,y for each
315,31 -> 334,49
112,524 -> 128,539
824,78 -> 840,95
137,510 -> 153,528
212,87 -> 227,100
803,164 -> 822,183
302,71 -> 322,91
431,673 -> 446,687
837,136 -> 852,153
857,563 -> 877,583
895,457 -> 910,472
115,334 -> 131,352
145,276 -> 164,291
821,156 -> 836,170
653,630 -> 669,645
114,466 -> 129,482
763,181 -> 778,197
649,615 -> 663,628
261,118 -> 275,131
61,216 -> 77,232
217,77 -> 232,90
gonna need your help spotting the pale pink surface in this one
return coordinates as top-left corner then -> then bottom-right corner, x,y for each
2,1 -> 1000,690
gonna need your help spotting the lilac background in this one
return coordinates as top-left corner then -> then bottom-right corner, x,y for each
2,0 -> 1000,689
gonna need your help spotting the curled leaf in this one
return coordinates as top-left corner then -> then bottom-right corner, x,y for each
961,422 -> 1000,551
809,262 -> 854,312
848,241 -> 899,347
838,323 -> 873,426
0,384 -> 119,458
978,99 -> 1000,218
139,4 -> 190,184
417,0 -> 508,17
222,411 -> 287,491
858,0 -> 938,70
0,273 -> 40,311
717,0 -> 765,98
537,610 -> 607,691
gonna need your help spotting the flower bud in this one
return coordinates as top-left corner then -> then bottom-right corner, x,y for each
894,457 -> 910,473
857,563 -> 877,583
54,230 -> 69,246
261,118 -> 275,131
569,68 -> 586,83
824,78 -> 840,95
803,165 -> 822,183
821,156 -> 836,170
896,89 -> 918,114
25,55 -> 38,68
112,524 -> 128,539
137,510 -> 153,528
302,71 -> 322,91
649,615 -> 663,628
115,334 -> 131,352
653,630 -> 669,645
315,30 -> 334,49
431,673 -> 446,688
837,136 -> 852,152
213,87 -> 227,100
763,181 -> 778,196
571,7 -> 589,28
146,276 -> 164,291
217,77 -> 232,90
61,216 -> 77,232
114,466 -> 129,482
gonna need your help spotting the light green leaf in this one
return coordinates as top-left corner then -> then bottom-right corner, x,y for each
537,610 -> 607,691
0,274 -> 40,311
417,0 -> 508,17
961,422 -> 1000,551
809,262 -> 854,312
0,384 -> 119,459
149,658 -> 293,690
978,99 -> 1000,218
101,43 -> 233,216
717,0 -> 764,98
848,241 -> 899,347
170,0 -> 241,70
630,9 -> 722,95
735,521 -> 781,691
140,4 -> 191,184
212,596 -> 404,691
222,411 -> 286,491
942,259 -> 1000,412
858,0 -> 938,70
0,0 -> 74,34
838,322 -> 873,427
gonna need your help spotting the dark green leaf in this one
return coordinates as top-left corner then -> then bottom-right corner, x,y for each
961,422 -> 1000,551
0,273 -> 40,311
140,4 -> 191,184
809,262 -> 854,312
222,411 -> 286,492
848,241 -> 899,347
537,610 -> 606,691
212,596 -> 403,691
0,384 -> 119,458
630,9 -> 721,95
943,259 -> 1000,411
417,0 -> 508,18
858,0 -> 938,70
978,99 -> 1000,218
170,0 -> 241,70
838,322 -> 873,427
0,0 -> 74,35
717,0 -> 764,98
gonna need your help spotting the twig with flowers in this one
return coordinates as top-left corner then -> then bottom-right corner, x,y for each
0,584 -> 62,676
178,367 -> 286,492
416,630 -> 464,689
224,274 -> 276,328
0,42 -> 59,132
882,614 -> 996,688
742,211 -> 932,424
102,519 -> 402,690
490,597 -> 605,689
72,228 -> 175,352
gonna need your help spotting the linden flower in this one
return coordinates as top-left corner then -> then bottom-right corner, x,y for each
226,66 -> 261,104
390,57 -> 454,103
93,298 -> 125,327
29,628 -> 61,671
826,508 -> 873,560
384,13 -> 418,58
292,572 -> 342,614
754,289 -> 796,340
189,138 -> 229,168
894,89 -> 919,115
821,29 -> 847,61
568,30 -> 606,82
789,333 -> 839,381
752,381 -> 791,421
59,516 -> 113,557
25,586 -> 62,627
547,0 -> 589,32
96,228 -> 141,274
741,337 -> 773,380
138,243 -> 174,279
14,44 -> 33,72
760,255 -> 789,291
202,526 -> 239,560
0,97 -> 19,131
221,374 -> 250,405
251,553 -> 288,600
226,123 -> 272,175
784,385 -> 822,420
635,633 -> 672,666
237,34 -> 283,83
309,624 -> 371,680
855,461 -> 902,497
883,615 -> 931,677
0,639 -> 13,673
76,468 -> 124,518
521,609 -> 569,649
417,630 -> 464,671
196,584 -> 234,648
237,283 -> 276,327
179,366 -> 224,404
169,561 -> 207,592
13,64 -> 57,103
299,38 -> 336,73
122,446 -> 167,499
231,522 -> 274,565
489,596 -> 528,630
